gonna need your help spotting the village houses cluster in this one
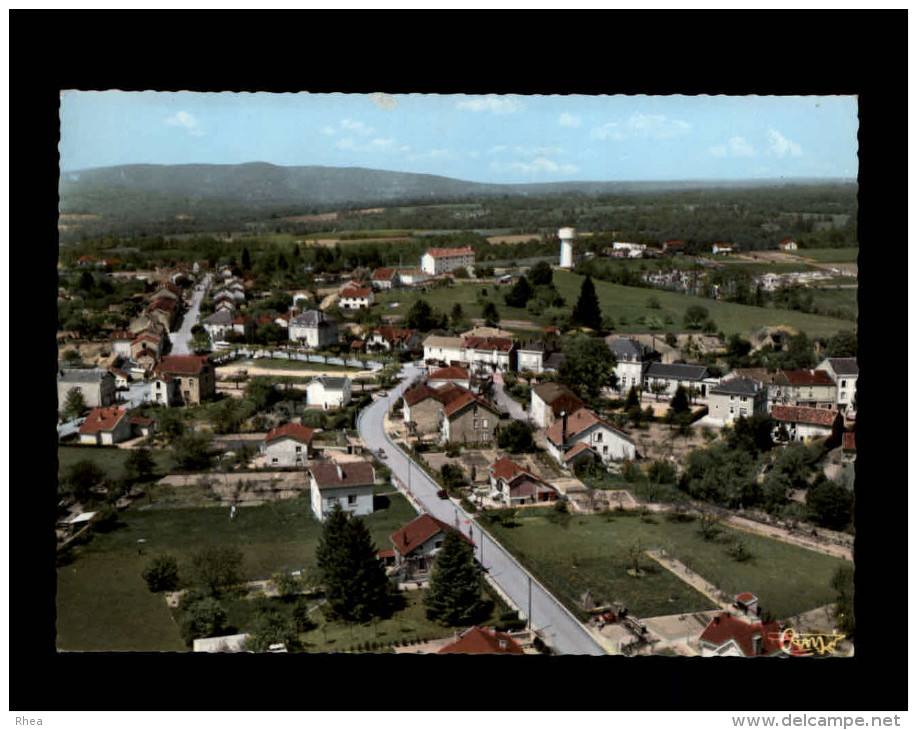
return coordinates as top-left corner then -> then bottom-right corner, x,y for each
59,235 -> 856,657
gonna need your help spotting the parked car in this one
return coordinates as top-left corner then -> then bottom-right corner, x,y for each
377,448 -> 387,459
437,489 -> 449,500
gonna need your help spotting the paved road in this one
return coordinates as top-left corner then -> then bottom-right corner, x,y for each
358,363 -> 607,656
169,274 -> 212,355
491,374 -> 530,423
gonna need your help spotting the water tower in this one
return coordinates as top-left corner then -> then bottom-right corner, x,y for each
558,227 -> 575,268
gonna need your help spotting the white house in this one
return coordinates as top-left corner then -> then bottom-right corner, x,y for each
309,460 -> 375,521
707,376 -> 768,426
367,325 -> 421,352
203,309 -> 235,342
262,423 -> 315,467
712,243 -> 734,255
423,335 -> 466,366
643,362 -> 717,400
516,341 -> 550,374
778,238 -> 798,251
771,405 -> 842,443
338,286 -> 374,310
815,357 -> 858,414
306,375 -> 352,410
109,331 -> 135,359
398,267 -> 429,287
461,336 -> 516,374
78,406 -> 133,445
607,337 -> 658,394
288,310 -> 339,349
544,408 -> 635,467
612,241 -> 646,258
420,246 -> 476,276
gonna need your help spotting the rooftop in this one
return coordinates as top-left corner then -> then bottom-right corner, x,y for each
389,513 -> 472,557
437,626 -> 525,655
309,460 -> 375,489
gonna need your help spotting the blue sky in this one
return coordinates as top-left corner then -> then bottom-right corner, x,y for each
59,91 -> 859,183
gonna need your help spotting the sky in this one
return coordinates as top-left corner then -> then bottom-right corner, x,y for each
59,91 -> 859,184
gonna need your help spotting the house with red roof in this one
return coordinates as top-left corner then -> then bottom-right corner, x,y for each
544,407 -> 636,467
130,332 -> 164,359
388,513 -> 474,580
771,404 -> 843,444
371,268 -> 399,290
438,626 -> 525,655
427,365 -> 471,390
778,238 -> 798,251
529,382 -> 586,430
771,369 -> 837,410
78,407 -> 132,445
461,336 -> 517,374
420,246 -> 476,276
662,240 -> 685,253
440,391 -> 503,445
367,325 -> 421,352
488,456 -> 557,506
231,313 -> 255,339
403,382 -> 470,438
262,423 -> 315,467
152,355 -> 216,406
338,286 -> 374,310
308,459 -> 375,521
146,296 -> 179,330
698,612 -> 783,658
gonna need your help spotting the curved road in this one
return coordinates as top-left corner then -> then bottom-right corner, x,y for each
358,363 -> 606,656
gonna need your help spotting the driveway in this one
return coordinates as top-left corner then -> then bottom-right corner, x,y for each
491,378 -> 529,423
358,363 -> 607,656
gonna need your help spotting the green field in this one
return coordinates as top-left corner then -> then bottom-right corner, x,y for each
58,444 -> 171,482
56,492 -> 420,651
229,358 -> 362,373
795,248 -> 859,263
485,511 -> 845,621
379,270 -> 855,339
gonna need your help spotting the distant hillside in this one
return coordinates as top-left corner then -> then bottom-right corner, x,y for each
60,162 -> 855,212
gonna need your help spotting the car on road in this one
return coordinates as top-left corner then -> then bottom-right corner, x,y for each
377,448 -> 387,459
437,489 -> 449,500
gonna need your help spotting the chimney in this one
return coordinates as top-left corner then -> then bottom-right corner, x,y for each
713,615 -> 720,625
560,410 -> 567,444
752,633 -> 763,656
336,464 -> 343,480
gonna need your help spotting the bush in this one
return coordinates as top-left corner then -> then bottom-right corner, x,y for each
142,554 -> 181,593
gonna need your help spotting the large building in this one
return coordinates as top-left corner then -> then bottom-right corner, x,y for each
58,368 -> 117,410
152,355 -> 216,406
420,246 -> 476,276
288,310 -> 339,348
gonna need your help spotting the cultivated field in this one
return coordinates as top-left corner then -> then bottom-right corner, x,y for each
485,510 -> 846,621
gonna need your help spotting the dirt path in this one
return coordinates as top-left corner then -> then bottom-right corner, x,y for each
646,549 -> 733,610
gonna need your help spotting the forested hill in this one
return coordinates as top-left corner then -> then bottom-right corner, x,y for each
61,162 -> 854,211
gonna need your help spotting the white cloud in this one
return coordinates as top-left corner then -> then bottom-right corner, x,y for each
728,136 -> 756,157
339,118 -> 375,136
455,96 -> 524,114
165,111 -> 204,137
491,157 -> 579,176
591,113 -> 691,142
709,144 -> 728,158
590,122 -> 622,141
767,129 -> 803,157
558,113 -> 581,128
319,125 -> 336,136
